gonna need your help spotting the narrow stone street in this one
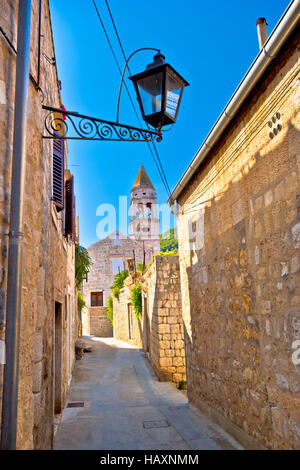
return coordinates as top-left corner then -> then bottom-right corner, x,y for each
54,337 -> 243,450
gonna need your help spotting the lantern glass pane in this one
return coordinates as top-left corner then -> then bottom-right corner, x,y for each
137,72 -> 163,116
166,73 -> 183,118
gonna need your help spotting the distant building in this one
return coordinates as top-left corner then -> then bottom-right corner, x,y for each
130,163 -> 160,257
82,164 -> 160,336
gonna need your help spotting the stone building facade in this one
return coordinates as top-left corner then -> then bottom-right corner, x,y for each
82,164 -> 160,336
171,10 -> 300,449
0,0 -> 78,449
113,255 -> 186,387
83,232 -> 145,307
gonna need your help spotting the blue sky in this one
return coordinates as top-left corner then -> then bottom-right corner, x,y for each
49,0 -> 290,247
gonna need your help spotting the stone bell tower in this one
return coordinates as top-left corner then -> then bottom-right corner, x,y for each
130,163 -> 160,263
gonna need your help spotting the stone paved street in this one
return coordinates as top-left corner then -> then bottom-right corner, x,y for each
54,337 -> 243,450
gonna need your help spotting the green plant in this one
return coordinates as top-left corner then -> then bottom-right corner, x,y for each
178,380 -> 187,390
136,262 -> 145,272
131,283 -> 142,318
75,245 -> 91,290
160,227 -> 178,253
148,249 -> 178,268
77,291 -> 86,312
111,270 -> 129,299
107,296 -> 113,326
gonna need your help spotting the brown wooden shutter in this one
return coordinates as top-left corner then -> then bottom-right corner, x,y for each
52,132 -> 65,211
65,175 -> 76,240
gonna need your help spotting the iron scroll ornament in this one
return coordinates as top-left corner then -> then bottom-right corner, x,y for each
42,105 -> 162,143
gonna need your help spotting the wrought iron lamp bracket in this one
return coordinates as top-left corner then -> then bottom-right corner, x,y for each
42,105 -> 162,143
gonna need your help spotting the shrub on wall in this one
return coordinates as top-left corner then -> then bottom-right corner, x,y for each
75,245 -> 91,289
148,249 -> 178,268
136,262 -> 145,272
77,291 -> 86,312
160,227 -> 178,253
107,296 -> 113,326
111,270 -> 129,299
131,283 -> 142,319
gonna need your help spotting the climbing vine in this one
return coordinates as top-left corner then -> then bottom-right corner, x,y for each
75,245 -> 91,289
77,291 -> 86,312
131,283 -> 142,319
107,296 -> 113,326
111,270 -> 129,299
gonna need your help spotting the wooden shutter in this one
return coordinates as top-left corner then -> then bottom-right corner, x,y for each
65,175 -> 76,240
52,133 -> 65,211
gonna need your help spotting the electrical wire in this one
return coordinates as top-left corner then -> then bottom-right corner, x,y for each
104,0 -> 172,196
92,0 -> 172,198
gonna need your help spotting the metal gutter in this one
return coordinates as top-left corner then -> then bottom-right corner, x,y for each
168,0 -> 300,205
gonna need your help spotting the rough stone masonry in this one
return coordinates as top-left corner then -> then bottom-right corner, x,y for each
113,255 -> 186,387
176,28 -> 300,449
0,0 -> 78,449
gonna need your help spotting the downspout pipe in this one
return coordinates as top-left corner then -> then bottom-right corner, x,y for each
1,0 -> 32,450
37,0 -> 42,88
168,0 -> 300,205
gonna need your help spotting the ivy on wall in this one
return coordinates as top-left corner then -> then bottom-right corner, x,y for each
111,270 -> 129,299
107,296 -> 113,326
77,291 -> 86,312
75,245 -> 91,290
131,283 -> 142,319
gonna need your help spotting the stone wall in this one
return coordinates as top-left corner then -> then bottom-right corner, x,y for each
143,256 -> 186,386
113,277 -> 143,348
176,29 -> 300,449
0,0 -> 78,449
113,256 -> 186,386
89,307 -> 113,337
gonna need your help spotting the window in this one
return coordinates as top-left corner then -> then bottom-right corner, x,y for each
114,233 -> 120,245
112,258 -> 123,275
136,203 -> 143,218
91,292 -> 103,307
52,132 -> 65,212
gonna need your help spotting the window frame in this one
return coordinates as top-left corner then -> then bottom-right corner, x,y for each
90,291 -> 104,307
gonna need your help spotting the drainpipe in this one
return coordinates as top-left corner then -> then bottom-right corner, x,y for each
256,17 -> 268,50
1,0 -> 32,450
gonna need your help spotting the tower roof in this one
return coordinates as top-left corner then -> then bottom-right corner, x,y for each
132,163 -> 155,191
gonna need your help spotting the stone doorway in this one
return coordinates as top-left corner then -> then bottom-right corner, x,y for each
143,294 -> 150,353
128,304 -> 133,341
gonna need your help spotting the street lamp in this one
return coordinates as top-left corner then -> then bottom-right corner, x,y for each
129,52 -> 189,130
43,48 -> 189,142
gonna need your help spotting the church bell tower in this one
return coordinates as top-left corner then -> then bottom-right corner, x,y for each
130,164 -> 160,262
